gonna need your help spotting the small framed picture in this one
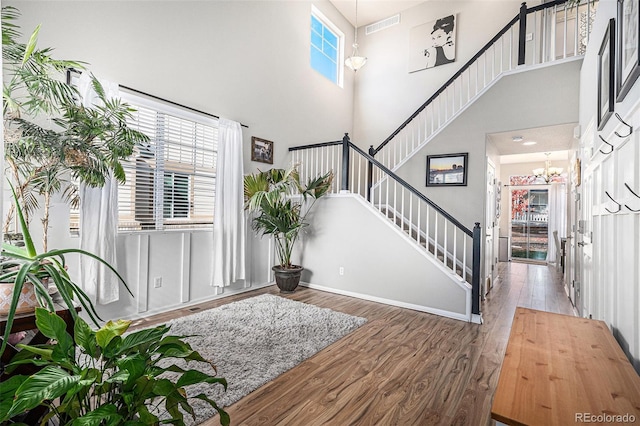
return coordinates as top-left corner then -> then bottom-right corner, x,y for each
251,136 -> 273,164
616,0 -> 640,102
426,153 -> 468,186
597,19 -> 615,130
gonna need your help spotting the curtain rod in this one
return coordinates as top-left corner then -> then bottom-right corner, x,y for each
119,85 -> 249,129
67,69 -> 248,128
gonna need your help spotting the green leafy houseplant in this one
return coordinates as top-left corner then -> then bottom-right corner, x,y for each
0,184 -> 130,357
0,308 -> 229,425
244,165 -> 333,292
2,6 -> 149,251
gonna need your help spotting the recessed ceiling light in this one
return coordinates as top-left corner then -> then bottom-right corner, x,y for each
523,141 -> 537,146
512,136 -> 524,142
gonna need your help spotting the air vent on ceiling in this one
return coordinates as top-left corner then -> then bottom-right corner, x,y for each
365,14 -> 400,35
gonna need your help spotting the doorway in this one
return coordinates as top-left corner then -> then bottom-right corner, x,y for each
510,187 -> 549,262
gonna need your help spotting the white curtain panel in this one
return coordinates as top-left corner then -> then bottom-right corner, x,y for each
546,183 -> 567,263
78,72 -> 121,305
212,118 -> 246,287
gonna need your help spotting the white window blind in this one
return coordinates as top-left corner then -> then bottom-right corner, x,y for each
117,91 -> 218,231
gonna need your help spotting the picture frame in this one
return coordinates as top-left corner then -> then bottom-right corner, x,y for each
616,0 -> 640,102
251,136 -> 273,164
597,19 -> 615,131
408,14 -> 457,73
426,153 -> 468,186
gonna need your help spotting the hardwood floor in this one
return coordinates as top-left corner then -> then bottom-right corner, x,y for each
133,261 -> 574,425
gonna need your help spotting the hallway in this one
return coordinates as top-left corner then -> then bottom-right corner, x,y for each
484,260 -> 575,319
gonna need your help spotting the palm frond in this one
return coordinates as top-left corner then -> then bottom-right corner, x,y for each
244,165 -> 332,267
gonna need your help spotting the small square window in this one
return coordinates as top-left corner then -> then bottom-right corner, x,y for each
310,7 -> 344,86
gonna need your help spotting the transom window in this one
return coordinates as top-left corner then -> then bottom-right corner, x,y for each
310,6 -> 344,86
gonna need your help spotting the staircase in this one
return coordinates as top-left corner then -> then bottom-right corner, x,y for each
287,0 -> 596,322
371,0 -> 596,173
383,206 -> 471,284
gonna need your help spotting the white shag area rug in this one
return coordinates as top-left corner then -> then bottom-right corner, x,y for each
162,293 -> 367,424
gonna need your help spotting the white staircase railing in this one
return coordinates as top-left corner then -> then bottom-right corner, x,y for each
290,136 -> 482,309
370,0 -> 597,173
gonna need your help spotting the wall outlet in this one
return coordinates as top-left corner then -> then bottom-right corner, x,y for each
154,277 -> 162,288
339,267 -> 344,276
526,32 -> 533,41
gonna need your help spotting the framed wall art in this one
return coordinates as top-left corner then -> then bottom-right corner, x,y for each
616,0 -> 640,101
426,153 -> 468,186
597,19 -> 615,131
251,136 -> 273,164
408,14 -> 457,73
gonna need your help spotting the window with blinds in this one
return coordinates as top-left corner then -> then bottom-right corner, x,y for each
67,81 -> 218,234
117,92 -> 218,231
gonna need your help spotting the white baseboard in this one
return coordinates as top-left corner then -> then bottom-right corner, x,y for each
300,282 -> 472,322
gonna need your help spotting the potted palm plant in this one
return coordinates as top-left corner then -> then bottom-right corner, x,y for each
244,165 -> 333,293
2,6 -> 149,252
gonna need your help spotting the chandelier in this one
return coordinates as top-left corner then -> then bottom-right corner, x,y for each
345,0 -> 367,72
533,153 -> 563,183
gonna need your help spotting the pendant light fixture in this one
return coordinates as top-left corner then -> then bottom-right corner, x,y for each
532,153 -> 563,183
345,0 -> 367,72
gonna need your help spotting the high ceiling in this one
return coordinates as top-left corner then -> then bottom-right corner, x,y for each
329,0 -> 425,27
331,1 -> 577,164
330,0 -> 524,28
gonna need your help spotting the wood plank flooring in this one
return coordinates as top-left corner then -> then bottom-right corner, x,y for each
132,261 -> 575,425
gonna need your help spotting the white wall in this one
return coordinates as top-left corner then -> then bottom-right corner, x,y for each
6,0 -> 357,320
573,0 -> 640,372
352,0 -> 541,148
300,195 -> 471,321
8,0 -> 355,169
393,61 -> 580,283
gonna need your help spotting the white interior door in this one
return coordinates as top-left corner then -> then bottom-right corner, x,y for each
576,166 -> 595,317
485,160 -> 496,295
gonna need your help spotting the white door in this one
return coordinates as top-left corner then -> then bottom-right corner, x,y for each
485,160 -> 496,295
576,166 -> 595,317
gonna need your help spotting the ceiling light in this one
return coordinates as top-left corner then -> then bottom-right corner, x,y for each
512,136 -> 524,142
533,152 -> 563,183
345,0 -> 367,72
523,141 -> 537,146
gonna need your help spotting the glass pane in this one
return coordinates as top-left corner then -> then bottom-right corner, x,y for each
324,27 -> 338,48
174,174 -> 189,218
323,40 -> 337,61
163,172 -> 190,219
311,31 -> 322,49
311,48 -> 337,83
310,12 -> 340,85
510,188 -> 549,261
311,15 -> 322,34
